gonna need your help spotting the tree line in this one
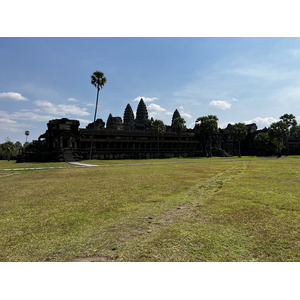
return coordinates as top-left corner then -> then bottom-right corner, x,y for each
151,113 -> 298,158
0,139 -> 30,160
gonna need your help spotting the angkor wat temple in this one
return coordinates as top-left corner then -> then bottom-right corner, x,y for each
17,99 -> 300,162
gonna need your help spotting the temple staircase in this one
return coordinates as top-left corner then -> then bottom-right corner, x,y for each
63,149 -> 81,162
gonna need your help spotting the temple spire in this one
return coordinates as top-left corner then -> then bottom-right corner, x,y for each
172,109 -> 181,123
123,103 -> 135,130
135,98 -> 149,130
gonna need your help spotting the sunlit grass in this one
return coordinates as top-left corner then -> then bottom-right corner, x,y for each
81,156 -> 277,166
0,157 -> 299,261
0,160 -> 70,169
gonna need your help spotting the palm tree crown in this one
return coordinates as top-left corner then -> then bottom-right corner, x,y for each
91,71 -> 107,90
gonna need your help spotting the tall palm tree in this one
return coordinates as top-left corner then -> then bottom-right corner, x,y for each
90,71 -> 107,159
91,71 -> 107,123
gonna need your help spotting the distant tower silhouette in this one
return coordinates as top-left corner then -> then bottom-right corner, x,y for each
106,113 -> 113,129
123,103 -> 135,130
172,109 -> 181,123
25,130 -> 30,143
106,113 -> 122,130
135,98 -> 149,130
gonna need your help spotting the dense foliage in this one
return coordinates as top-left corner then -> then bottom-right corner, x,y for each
268,121 -> 289,157
0,140 -> 23,160
195,115 -> 219,157
231,123 -> 248,157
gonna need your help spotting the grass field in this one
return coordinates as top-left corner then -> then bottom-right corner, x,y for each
0,160 -> 70,169
0,157 -> 299,261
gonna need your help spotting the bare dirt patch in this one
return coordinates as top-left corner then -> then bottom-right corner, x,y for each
72,255 -> 112,262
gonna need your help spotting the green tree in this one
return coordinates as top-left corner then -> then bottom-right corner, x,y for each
90,70 -> 107,159
231,123 -> 248,157
171,117 -> 186,157
280,113 -> 297,128
195,115 -> 218,157
14,141 -> 23,157
254,132 -> 276,156
15,141 -> 22,149
279,113 -> 297,155
1,140 -> 15,160
268,121 -> 289,157
291,125 -> 300,138
152,120 -> 166,158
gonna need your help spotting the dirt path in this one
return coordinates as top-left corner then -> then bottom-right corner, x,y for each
71,162 -> 249,262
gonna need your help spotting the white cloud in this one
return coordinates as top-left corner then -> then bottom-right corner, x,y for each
178,106 -> 192,119
0,92 -> 28,101
148,103 -> 166,112
180,112 -> 193,119
35,100 -> 90,117
147,103 -> 174,120
209,100 -> 232,110
77,118 -> 91,124
0,118 -> 17,124
133,96 -> 158,103
11,111 -> 52,122
0,109 -> 51,122
0,113 -> 28,133
67,97 -> 79,102
244,117 -> 278,128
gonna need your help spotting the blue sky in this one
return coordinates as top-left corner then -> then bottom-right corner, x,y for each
2,37 -> 300,144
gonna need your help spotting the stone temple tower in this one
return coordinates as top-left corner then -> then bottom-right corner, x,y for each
106,113 -> 123,130
123,103 -> 135,130
172,109 -> 181,123
135,98 -> 150,130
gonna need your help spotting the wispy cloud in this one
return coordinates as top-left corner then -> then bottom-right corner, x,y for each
209,100 -> 232,110
35,100 -> 90,117
148,103 -> 172,119
0,92 -> 28,101
148,103 -> 166,112
0,109 -> 51,122
179,106 -> 192,119
276,86 -> 300,105
0,112 -> 29,134
244,117 -> 278,128
67,97 -> 79,102
133,96 -> 158,103
225,64 -> 291,82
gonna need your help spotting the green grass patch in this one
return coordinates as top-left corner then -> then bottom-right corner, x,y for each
0,157 -> 299,261
80,156 -> 278,166
0,160 -> 70,169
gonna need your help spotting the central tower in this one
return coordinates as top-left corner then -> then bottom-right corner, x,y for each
135,98 -> 150,130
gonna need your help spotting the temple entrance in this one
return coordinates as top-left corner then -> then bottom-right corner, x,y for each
63,138 -> 68,148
